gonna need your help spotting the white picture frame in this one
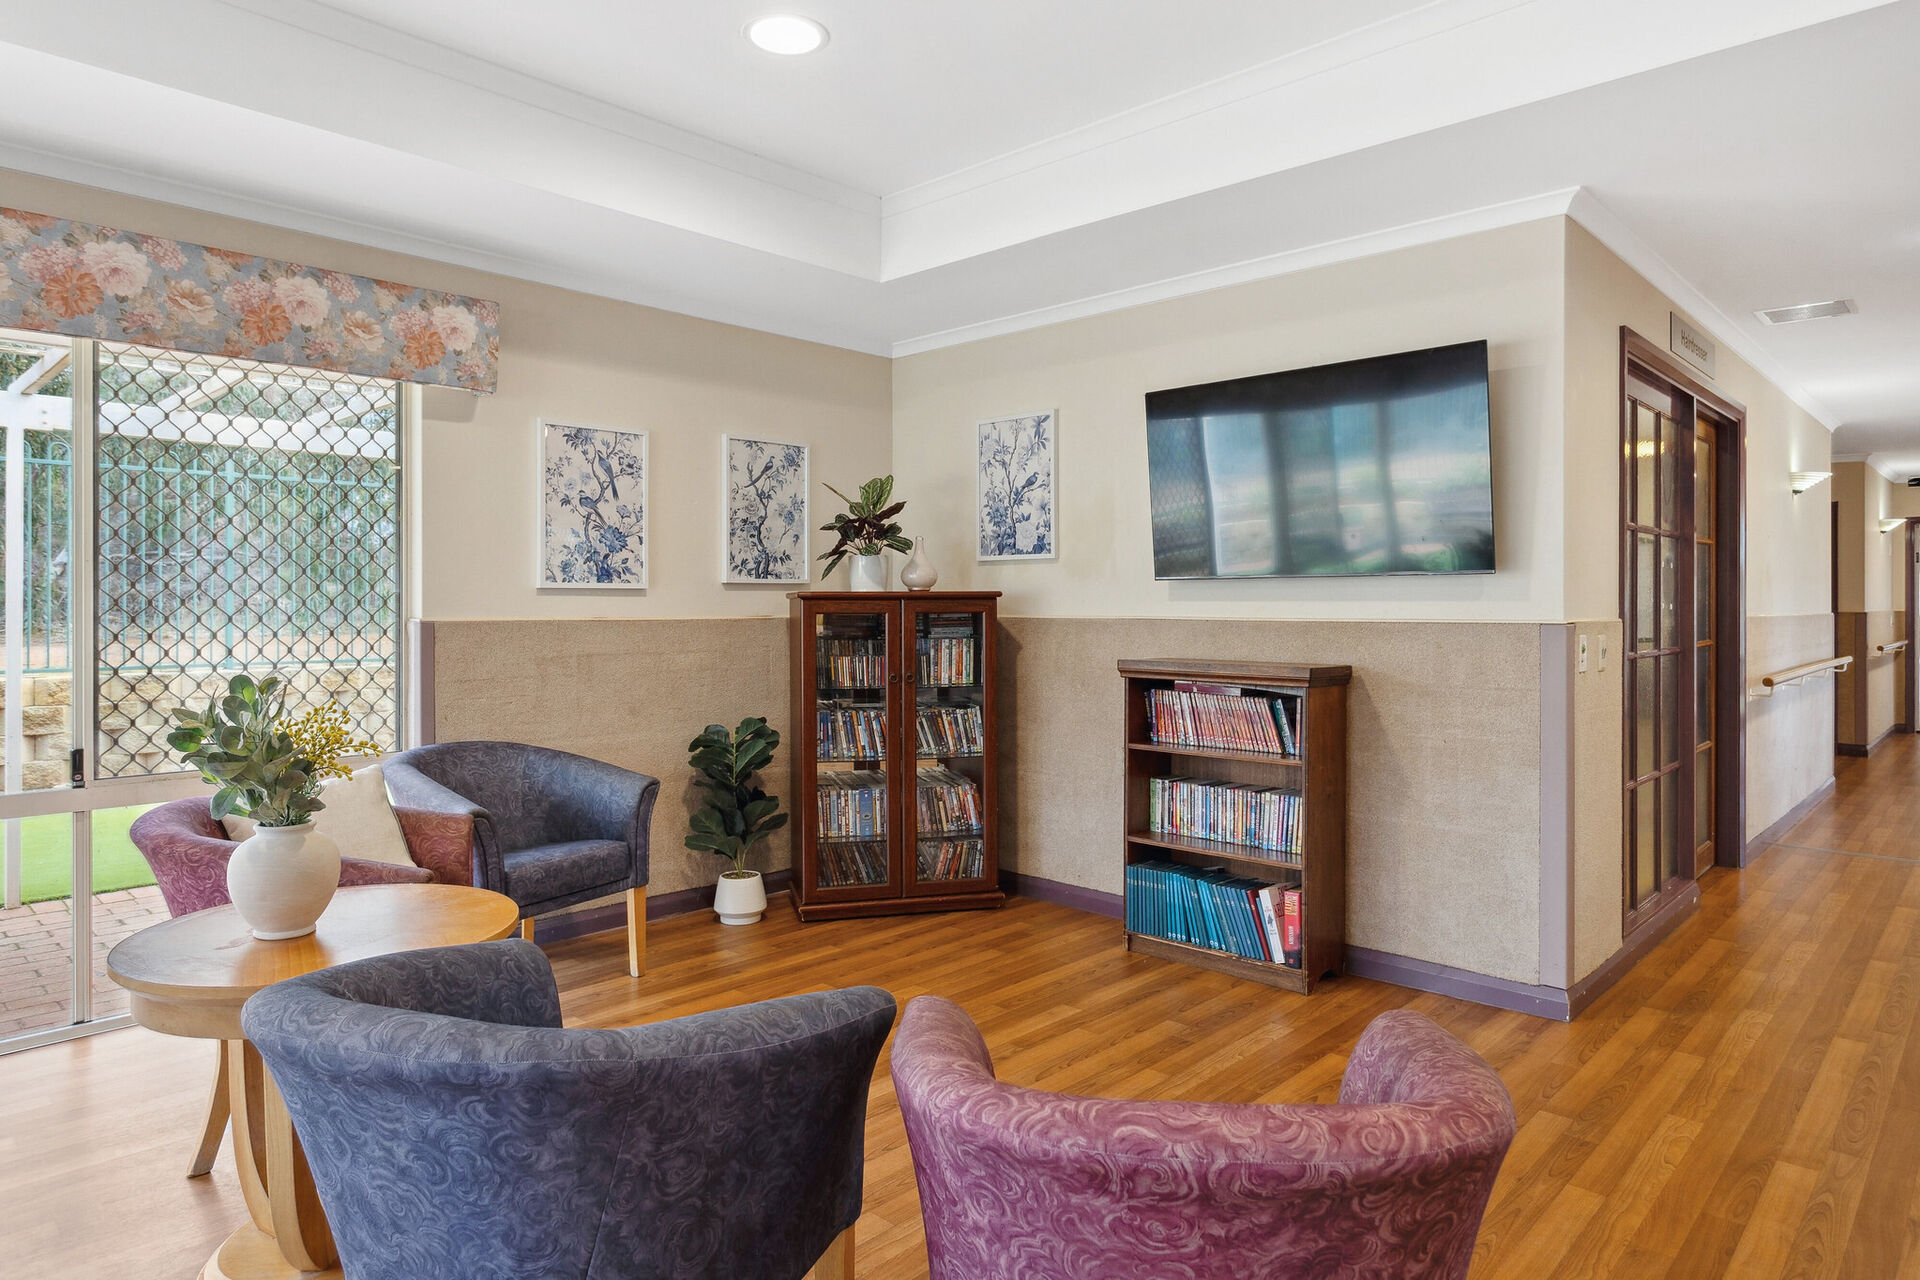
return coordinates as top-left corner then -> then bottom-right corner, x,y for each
722,434 -> 811,584
538,418 -> 649,588
977,409 -> 1058,561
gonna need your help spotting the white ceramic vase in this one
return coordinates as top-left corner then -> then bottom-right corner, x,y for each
226,821 -> 341,940
900,537 -> 938,591
714,868 -> 767,926
849,551 -> 890,591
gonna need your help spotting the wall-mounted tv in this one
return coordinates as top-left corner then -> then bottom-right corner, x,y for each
1144,340 -> 1495,579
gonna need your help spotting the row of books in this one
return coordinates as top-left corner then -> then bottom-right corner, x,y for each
817,841 -> 888,888
915,766 -> 983,836
918,636 -> 977,686
1147,682 -> 1301,756
818,770 -> 887,839
916,704 -> 984,757
818,707 -> 887,760
1126,860 -> 1302,967
917,837 -> 985,882
819,638 -> 885,689
1149,777 -> 1302,856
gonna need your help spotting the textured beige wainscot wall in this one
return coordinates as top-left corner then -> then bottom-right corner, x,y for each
429,618 -> 792,901
998,617 -> 1545,986
1747,614 -> 1838,840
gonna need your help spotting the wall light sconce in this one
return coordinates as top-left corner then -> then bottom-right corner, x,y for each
1788,470 -> 1832,494
1880,518 -> 1906,534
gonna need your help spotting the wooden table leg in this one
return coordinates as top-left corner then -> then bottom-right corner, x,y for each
219,1040 -> 338,1274
187,1045 -> 230,1178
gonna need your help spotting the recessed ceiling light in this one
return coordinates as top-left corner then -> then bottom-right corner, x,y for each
747,14 -> 829,55
1755,298 -> 1856,326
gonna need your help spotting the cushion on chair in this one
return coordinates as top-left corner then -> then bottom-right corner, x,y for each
222,763 -> 416,867
503,839 -> 628,903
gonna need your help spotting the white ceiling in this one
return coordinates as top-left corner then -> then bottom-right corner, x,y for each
1,0 -> 1917,465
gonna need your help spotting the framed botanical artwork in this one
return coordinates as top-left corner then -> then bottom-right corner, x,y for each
977,409 -> 1057,561
722,435 -> 810,584
539,419 -> 648,588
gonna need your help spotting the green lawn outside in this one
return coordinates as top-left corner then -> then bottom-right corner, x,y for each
17,807 -> 158,902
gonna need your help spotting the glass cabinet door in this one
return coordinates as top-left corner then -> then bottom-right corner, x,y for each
811,606 -> 898,896
905,604 -> 992,892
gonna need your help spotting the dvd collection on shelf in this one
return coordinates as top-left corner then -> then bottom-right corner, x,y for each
915,766 -> 983,835
918,616 -> 978,686
917,837 -> 985,881
915,705 -> 985,757
1126,859 -> 1302,967
817,770 -> 887,840
818,841 -> 888,888
818,706 -> 887,760
820,637 -> 885,689
1148,777 -> 1302,857
1147,682 -> 1302,755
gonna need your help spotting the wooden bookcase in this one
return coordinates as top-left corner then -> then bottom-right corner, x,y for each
1119,658 -> 1351,993
788,591 -> 1006,922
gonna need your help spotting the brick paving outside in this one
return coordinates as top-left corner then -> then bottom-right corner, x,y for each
0,884 -> 167,1039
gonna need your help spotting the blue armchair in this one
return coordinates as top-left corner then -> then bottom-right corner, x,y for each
386,741 -> 659,975
242,940 -> 896,1280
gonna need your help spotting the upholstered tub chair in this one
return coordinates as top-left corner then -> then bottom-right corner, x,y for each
385,741 -> 660,976
127,792 -> 476,1177
242,939 -> 895,1280
891,997 -> 1517,1280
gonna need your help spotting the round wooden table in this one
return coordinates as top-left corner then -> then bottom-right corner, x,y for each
107,883 -> 520,1280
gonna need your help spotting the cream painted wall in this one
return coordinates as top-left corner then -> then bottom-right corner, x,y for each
891,219 -> 1567,622
0,169 -> 894,622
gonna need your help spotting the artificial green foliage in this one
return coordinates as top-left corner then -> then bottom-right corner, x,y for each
819,475 -> 911,575
167,673 -> 324,827
685,717 -> 788,873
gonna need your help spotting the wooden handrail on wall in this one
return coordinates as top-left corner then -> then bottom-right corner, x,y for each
1878,640 -> 1911,655
1748,656 -> 1853,698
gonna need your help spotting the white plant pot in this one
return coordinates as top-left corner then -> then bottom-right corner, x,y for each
849,552 -> 890,591
714,869 -> 767,926
226,821 -> 341,940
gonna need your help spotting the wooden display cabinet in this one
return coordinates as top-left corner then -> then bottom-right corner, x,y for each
788,591 -> 1006,922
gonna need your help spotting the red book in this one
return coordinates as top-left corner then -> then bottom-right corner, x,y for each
1281,887 -> 1303,967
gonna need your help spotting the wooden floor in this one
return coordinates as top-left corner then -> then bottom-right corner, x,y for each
7,736 -> 1920,1280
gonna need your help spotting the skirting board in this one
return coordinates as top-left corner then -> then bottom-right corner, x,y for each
1000,871 -> 1578,1021
1838,723 -> 1902,759
532,870 -> 795,944
1743,775 -> 1837,862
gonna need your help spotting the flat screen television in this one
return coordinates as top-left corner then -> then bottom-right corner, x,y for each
1144,340 -> 1495,579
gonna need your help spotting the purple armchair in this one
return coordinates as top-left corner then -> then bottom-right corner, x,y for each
891,997 -> 1516,1280
128,793 -> 478,1180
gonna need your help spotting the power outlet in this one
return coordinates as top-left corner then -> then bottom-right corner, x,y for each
1577,634 -> 1589,673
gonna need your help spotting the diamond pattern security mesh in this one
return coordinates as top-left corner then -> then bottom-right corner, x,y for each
93,343 -> 401,779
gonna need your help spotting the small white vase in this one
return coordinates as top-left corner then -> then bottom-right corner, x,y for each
226,821 -> 341,940
849,552 -> 890,591
900,537 -> 939,591
713,869 -> 767,926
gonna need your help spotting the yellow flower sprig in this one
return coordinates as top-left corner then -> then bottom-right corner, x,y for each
280,701 -> 382,782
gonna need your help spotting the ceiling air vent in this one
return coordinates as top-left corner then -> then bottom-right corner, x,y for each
1755,298 -> 1857,325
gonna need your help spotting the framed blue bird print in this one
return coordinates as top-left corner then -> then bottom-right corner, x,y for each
539,419 -> 649,588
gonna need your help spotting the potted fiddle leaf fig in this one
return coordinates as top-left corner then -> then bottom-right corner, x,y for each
686,717 -> 788,925
820,475 -> 911,591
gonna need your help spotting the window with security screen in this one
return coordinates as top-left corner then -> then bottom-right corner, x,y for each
93,343 -> 401,778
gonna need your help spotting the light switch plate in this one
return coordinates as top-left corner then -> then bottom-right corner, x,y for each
1578,634 -> 1589,673
1598,637 -> 1609,671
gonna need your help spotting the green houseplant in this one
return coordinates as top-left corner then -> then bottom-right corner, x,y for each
686,717 -> 788,925
168,673 -> 378,940
820,475 -> 911,589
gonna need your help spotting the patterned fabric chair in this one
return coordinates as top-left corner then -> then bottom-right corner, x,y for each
127,793 -> 476,1178
385,741 -> 659,975
891,996 -> 1517,1280
242,939 -> 895,1280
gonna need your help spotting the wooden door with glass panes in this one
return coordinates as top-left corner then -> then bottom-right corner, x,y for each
903,598 -> 997,896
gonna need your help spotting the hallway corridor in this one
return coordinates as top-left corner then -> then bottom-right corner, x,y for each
1772,732 -> 1920,864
